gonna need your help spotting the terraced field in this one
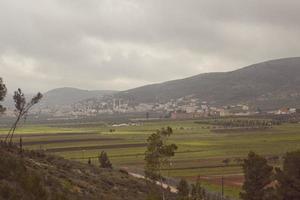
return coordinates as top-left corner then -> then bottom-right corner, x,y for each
1,120 -> 300,199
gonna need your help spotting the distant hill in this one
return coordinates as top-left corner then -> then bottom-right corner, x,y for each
116,57 -> 300,110
40,87 -> 116,107
4,58 -> 300,111
0,144 -> 175,200
3,88 -> 116,108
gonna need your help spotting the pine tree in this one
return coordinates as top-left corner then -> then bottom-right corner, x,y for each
0,78 -> 7,113
144,127 -> 177,181
177,179 -> 189,200
276,150 -> 300,200
98,151 -> 112,169
190,177 -> 205,200
240,151 -> 273,200
144,127 -> 178,200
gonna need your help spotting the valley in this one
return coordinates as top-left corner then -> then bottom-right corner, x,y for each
1,118 -> 300,198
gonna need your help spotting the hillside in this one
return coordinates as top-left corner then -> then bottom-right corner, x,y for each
40,87 -> 116,107
117,57 -> 300,110
4,58 -> 300,111
0,143 -> 174,200
3,88 -> 116,108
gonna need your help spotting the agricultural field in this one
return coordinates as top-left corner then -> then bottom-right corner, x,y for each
1,119 -> 300,199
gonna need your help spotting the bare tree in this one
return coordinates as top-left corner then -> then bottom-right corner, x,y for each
5,88 -> 43,144
0,78 -> 7,113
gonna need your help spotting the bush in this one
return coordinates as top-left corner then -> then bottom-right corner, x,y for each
276,150 -> 300,200
177,179 -> 189,200
98,151 -> 112,169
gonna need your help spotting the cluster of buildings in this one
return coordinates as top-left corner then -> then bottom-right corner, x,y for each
3,95 -> 300,120
38,95 -> 253,119
170,102 -> 251,119
66,95 -> 300,120
269,107 -> 300,115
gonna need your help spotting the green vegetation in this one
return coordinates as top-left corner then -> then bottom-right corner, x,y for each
0,78 -> 6,113
276,150 -> 300,200
145,127 -> 177,181
190,178 -> 206,200
240,152 -> 273,200
1,118 -> 300,199
176,177 -> 227,200
5,88 -> 42,143
0,150 -> 48,200
239,150 -> 300,200
0,144 -> 175,200
145,127 -> 178,200
195,118 -> 279,128
177,179 -> 189,199
99,151 -> 112,169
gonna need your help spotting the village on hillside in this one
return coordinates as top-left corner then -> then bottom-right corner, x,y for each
4,95 -> 300,120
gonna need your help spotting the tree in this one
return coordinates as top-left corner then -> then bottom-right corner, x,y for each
222,158 -> 231,166
190,177 -> 205,200
5,88 -> 43,144
0,78 -> 7,113
240,151 -> 273,200
276,150 -> 300,200
177,179 -> 190,200
144,127 -> 178,200
98,151 -> 112,169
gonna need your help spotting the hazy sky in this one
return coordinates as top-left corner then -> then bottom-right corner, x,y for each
1,0 -> 300,93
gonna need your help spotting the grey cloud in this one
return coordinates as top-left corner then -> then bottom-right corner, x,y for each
1,0 -> 300,93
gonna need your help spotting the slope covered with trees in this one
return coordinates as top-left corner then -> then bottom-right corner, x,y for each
117,57 -> 300,110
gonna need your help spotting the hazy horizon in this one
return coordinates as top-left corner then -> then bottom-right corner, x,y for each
1,0 -> 300,93
3,56 -> 296,94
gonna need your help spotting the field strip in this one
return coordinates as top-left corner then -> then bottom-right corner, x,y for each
199,173 -> 244,178
45,143 -> 147,152
0,131 -> 99,138
69,150 -> 207,160
161,164 -> 241,171
22,138 -> 122,145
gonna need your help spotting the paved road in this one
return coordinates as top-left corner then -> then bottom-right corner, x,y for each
128,172 -> 178,193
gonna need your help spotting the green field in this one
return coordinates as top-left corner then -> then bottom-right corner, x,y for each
1,119 -> 300,199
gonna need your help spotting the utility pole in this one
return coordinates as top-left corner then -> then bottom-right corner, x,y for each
221,176 -> 224,199
19,136 -> 23,154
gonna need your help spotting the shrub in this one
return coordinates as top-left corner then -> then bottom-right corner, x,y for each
99,151 -> 112,169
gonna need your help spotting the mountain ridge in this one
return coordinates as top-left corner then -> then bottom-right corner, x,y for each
5,57 -> 300,110
116,57 -> 300,110
40,87 -> 117,107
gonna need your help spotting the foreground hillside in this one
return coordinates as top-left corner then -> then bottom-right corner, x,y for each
0,143 -> 173,200
118,57 -> 300,110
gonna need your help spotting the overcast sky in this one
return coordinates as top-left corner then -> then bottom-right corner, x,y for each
1,0 -> 300,93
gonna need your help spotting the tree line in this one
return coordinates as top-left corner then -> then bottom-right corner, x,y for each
175,150 -> 300,200
240,150 -> 300,200
195,119 -> 280,128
